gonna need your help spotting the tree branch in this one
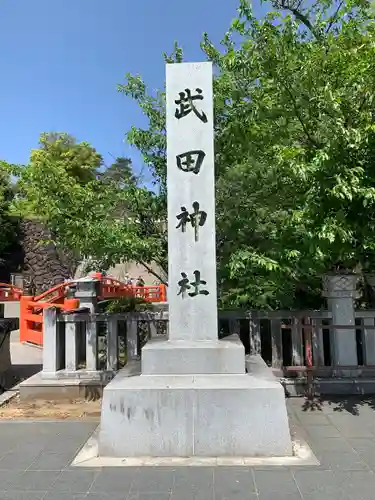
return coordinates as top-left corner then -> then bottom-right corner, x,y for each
278,0 -> 322,40
325,1 -> 344,34
140,260 -> 168,285
279,78 -> 321,149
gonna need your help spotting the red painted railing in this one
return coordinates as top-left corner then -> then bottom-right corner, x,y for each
19,295 -> 79,345
1,275 -> 167,346
98,275 -> 167,302
0,283 -> 23,302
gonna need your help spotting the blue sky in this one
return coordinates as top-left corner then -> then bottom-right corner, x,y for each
0,0 -> 267,181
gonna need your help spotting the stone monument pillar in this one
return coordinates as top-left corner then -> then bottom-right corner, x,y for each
98,62 -> 292,458
322,273 -> 359,367
363,275 -> 375,365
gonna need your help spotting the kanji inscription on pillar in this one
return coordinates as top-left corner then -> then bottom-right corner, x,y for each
166,62 -> 218,341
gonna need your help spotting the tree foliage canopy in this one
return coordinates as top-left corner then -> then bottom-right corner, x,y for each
118,0 -> 375,308
6,0 -> 375,308
0,162 -> 19,272
9,133 -> 167,282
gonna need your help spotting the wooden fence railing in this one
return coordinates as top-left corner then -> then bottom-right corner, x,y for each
41,309 -> 375,382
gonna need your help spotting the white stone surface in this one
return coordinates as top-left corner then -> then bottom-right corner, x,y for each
86,318 -> 98,371
42,308 -> 61,374
65,322 -> 78,371
141,336 -> 245,375
3,301 -> 20,319
126,319 -> 138,360
107,317 -> 119,371
98,62 -> 293,459
74,426 -> 318,467
166,62 -> 217,341
323,274 -> 359,366
364,275 -> 375,365
363,316 -> 375,365
99,369 -> 292,457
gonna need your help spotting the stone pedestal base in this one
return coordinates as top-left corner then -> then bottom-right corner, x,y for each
98,360 -> 292,458
141,336 -> 245,375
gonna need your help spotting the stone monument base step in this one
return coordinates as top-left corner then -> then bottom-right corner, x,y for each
98,358 -> 292,458
141,335 -> 245,375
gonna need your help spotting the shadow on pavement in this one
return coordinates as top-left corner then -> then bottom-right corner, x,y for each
2,363 -> 42,392
300,394 -> 375,415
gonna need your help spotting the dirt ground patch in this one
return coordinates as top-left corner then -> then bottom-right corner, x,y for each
0,394 -> 101,420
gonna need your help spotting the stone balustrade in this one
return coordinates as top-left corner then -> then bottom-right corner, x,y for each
39,307 -> 375,381
18,272 -> 375,398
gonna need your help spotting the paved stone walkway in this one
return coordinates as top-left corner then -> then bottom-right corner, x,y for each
1,396 -> 375,499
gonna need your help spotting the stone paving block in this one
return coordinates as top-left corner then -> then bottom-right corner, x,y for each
214,467 -> 256,495
306,424 -> 342,439
0,471 -> 23,490
348,437 -> 375,448
347,440 -> 375,469
129,468 -> 174,493
296,413 -> 331,426
42,493 -> 86,500
90,468 -> 137,493
173,467 -> 214,491
50,422 -> 98,433
293,469 -> 345,500
253,470 -> 300,494
127,494 -> 171,500
42,440 -> 82,455
85,494 -> 128,500
0,439 -> 19,455
10,471 -> 61,491
332,470 -> 375,500
332,424 -> 375,438
28,451 -> 73,471
216,493 -> 257,500
0,491 -> 47,500
0,450 -> 41,470
3,400 -> 375,498
50,469 -> 98,493
170,490 -> 214,500
305,437 -> 354,453
0,423 -> 39,439
258,493 -> 302,500
12,442 -> 45,456
315,450 -> 370,471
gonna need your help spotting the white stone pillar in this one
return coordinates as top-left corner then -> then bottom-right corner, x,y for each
126,318 -> 139,360
364,275 -> 375,365
99,61 -> 292,459
141,61 -> 245,375
86,317 -> 98,371
75,279 -> 100,369
167,63 -> 218,342
42,308 -> 62,377
322,274 -> 359,367
65,320 -> 79,372
106,317 -> 118,371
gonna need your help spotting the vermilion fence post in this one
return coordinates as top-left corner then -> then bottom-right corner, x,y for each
160,284 -> 167,302
19,295 -> 32,343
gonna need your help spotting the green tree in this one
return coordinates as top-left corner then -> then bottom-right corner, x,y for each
119,0 -> 375,308
100,156 -> 137,187
12,0 -> 375,306
209,0 -> 375,307
0,162 -> 20,281
11,134 -> 167,284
